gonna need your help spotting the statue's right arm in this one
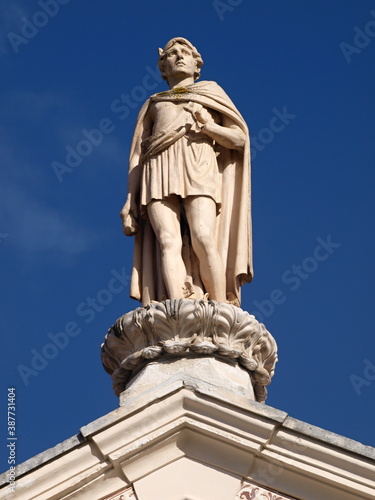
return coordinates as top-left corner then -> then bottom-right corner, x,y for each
120,110 -> 154,236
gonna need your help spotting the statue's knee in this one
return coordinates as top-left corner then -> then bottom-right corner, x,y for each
159,233 -> 182,255
193,227 -> 214,251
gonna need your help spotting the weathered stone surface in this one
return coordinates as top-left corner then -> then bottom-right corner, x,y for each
104,486 -> 138,499
122,356 -> 256,403
2,385 -> 375,499
120,37 -> 253,307
101,299 -> 277,403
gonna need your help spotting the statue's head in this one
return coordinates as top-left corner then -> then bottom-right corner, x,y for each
158,37 -> 203,83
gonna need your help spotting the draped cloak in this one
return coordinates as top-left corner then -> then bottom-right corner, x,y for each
127,80 -> 253,306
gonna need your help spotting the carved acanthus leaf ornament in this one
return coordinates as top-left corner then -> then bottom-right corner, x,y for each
101,299 -> 277,403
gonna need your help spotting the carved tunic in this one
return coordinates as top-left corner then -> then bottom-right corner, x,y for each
140,133 -> 220,207
139,100 -> 221,208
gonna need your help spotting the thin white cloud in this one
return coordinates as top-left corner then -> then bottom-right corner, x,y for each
0,2 -> 28,56
0,88 -> 125,260
1,182 -> 96,257
0,141 -> 97,260
2,89 -> 72,124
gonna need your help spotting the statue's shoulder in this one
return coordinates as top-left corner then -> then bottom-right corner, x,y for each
192,80 -> 221,91
192,80 -> 230,100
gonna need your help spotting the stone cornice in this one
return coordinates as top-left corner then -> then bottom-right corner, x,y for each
2,381 -> 375,500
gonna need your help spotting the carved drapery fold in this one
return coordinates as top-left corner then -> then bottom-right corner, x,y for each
101,299 -> 277,403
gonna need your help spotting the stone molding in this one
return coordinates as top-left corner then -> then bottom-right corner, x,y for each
104,486 -> 138,499
1,384 -> 375,499
101,299 -> 278,402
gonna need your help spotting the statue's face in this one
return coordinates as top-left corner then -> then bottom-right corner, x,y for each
163,43 -> 197,81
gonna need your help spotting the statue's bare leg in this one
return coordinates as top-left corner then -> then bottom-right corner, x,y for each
184,195 -> 226,302
147,195 -> 187,299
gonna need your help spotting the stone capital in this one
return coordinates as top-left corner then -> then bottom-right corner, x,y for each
101,299 -> 277,403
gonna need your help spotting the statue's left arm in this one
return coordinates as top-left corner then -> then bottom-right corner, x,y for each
188,103 -> 245,151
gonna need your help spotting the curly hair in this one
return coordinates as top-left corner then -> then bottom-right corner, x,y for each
158,37 -> 203,83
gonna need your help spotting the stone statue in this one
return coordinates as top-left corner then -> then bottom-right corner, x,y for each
120,37 -> 253,306
104,41 -> 276,402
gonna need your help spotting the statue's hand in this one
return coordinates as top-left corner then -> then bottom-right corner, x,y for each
184,102 -> 214,131
120,197 -> 138,236
194,106 -> 214,129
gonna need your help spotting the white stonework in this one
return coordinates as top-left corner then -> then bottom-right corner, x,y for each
104,486 -> 138,499
102,299 -> 278,403
122,356 -> 256,402
1,380 -> 375,500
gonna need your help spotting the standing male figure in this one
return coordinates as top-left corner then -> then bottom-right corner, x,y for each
121,37 -> 253,306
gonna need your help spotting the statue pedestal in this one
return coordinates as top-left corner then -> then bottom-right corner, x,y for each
102,299 -> 278,404
121,356 -> 255,406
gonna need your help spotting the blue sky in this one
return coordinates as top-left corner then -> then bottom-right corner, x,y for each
1,0 -> 375,472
